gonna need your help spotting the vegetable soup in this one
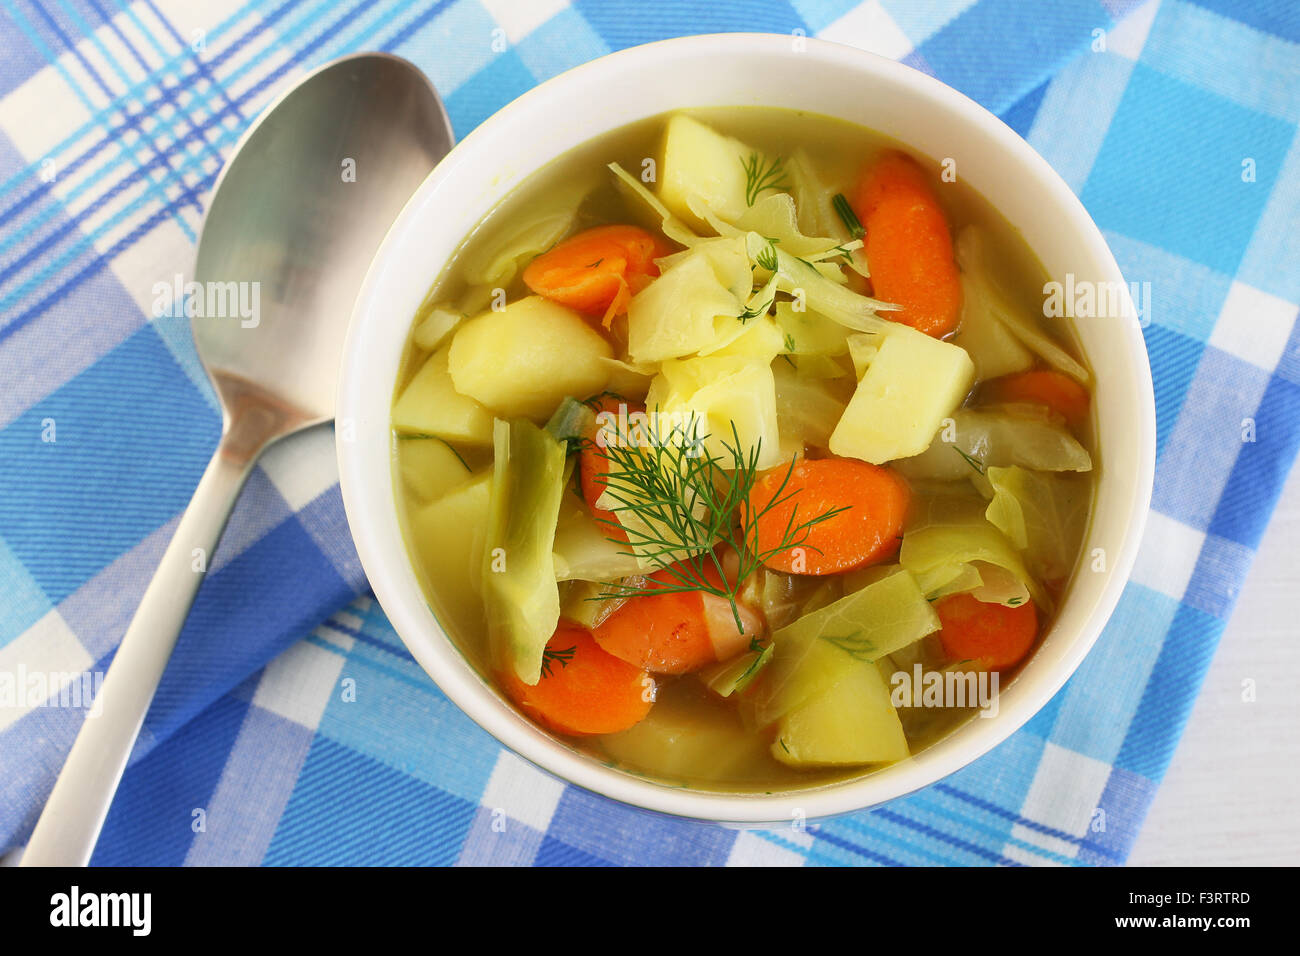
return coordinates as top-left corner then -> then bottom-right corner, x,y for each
390,108 -> 1095,792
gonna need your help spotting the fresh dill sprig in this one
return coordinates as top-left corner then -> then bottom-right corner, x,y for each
594,418 -> 849,632
953,446 -> 986,475
396,434 -> 472,472
539,644 -> 576,678
832,193 -> 865,238
736,657 -> 766,687
754,237 -> 780,273
741,153 -> 790,207
738,294 -> 774,323
822,630 -> 881,662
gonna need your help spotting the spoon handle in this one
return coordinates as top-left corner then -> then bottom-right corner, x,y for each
20,431 -> 255,867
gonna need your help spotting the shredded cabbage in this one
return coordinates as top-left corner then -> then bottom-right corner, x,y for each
608,161 -> 702,248
483,419 -> 567,684
955,227 -> 1090,383
787,148 -> 839,241
626,237 -> 750,364
900,502 -> 1047,609
967,561 -> 1030,606
982,465 -> 1090,583
731,192 -> 843,258
598,357 -> 655,400
748,569 -> 940,727
699,643 -> 774,698
460,210 -> 574,287
703,314 -> 784,361
744,232 -> 897,333
951,270 -> 1034,382
895,407 -> 1093,481
772,360 -> 852,449
552,492 -> 645,583
412,306 -> 463,352
774,302 -> 852,356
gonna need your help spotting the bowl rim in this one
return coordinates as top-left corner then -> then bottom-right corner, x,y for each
336,32 -> 1157,825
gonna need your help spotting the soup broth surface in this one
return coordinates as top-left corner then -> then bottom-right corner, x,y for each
391,107 -> 1095,792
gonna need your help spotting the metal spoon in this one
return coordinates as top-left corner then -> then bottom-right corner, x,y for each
21,52 -> 453,866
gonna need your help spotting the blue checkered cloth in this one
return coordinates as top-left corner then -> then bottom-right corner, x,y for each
1,0 -> 1297,866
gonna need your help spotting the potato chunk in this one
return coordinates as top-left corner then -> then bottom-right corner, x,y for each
657,114 -> 764,232
448,296 -> 613,421
830,323 -> 974,464
392,345 -> 494,446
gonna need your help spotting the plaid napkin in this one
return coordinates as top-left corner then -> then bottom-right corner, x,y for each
2,0 -> 1296,866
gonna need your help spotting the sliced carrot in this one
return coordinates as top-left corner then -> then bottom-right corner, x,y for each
745,458 -> 909,576
936,592 -> 1038,671
499,623 -> 654,736
580,396 -> 645,542
522,224 -> 669,327
592,558 -> 761,675
852,150 -> 962,338
985,369 -> 1090,428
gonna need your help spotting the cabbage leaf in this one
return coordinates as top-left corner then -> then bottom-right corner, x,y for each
955,227 -> 1090,383
895,407 -> 1092,481
748,569 -> 940,727
983,465 -> 1090,583
900,501 -> 1047,609
483,419 -> 567,684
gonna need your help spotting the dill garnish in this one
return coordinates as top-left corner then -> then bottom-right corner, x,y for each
953,446 -> 986,475
539,644 -> 576,678
832,193 -> 865,238
754,237 -> 780,273
738,294 -> 774,323
741,153 -> 790,207
822,630 -> 881,662
594,418 -> 848,632
733,640 -> 772,689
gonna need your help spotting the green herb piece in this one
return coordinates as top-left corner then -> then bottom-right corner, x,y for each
754,236 -> 780,273
832,193 -> 865,239
738,294 -> 774,323
595,419 -> 847,633
539,644 -> 576,678
741,153 -> 790,207
953,446 -> 986,475
544,396 -> 597,455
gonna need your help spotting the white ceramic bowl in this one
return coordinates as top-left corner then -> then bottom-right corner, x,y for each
337,33 -> 1156,824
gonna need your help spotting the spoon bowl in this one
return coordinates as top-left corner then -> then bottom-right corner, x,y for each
21,52 -> 451,867
194,52 -> 453,423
